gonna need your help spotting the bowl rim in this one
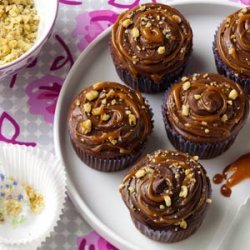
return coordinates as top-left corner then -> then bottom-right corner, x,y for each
0,0 -> 59,71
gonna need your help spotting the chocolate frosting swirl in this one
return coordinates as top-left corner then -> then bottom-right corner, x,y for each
111,3 -> 192,82
217,7 -> 250,76
68,82 -> 153,158
120,150 -> 211,230
164,73 -> 249,143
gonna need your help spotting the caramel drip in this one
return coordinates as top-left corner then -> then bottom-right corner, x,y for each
213,153 -> 250,197
111,3 -> 192,82
165,73 -> 249,143
217,8 -> 250,76
68,82 -> 153,157
120,150 -> 211,226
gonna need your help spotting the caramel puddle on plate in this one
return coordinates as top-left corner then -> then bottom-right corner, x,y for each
213,153 -> 250,197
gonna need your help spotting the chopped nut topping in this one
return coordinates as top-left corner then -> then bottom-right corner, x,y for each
80,119 -> 92,134
75,100 -> 80,106
125,110 -> 131,115
92,107 -> 102,116
159,204 -> 165,210
182,105 -> 190,116
83,103 -> 91,113
194,94 -> 201,100
128,186 -> 135,193
109,137 -> 117,145
201,121 -> 207,126
157,46 -> 166,54
179,219 -> 187,229
172,15 -> 182,23
122,19 -> 132,28
241,7 -> 248,13
111,99 -> 117,105
101,99 -> 107,105
164,195 -> 171,207
203,73 -> 208,78
132,27 -> 140,38
228,46 -> 236,56
145,167 -> 154,173
185,169 -> 191,176
182,81 -> 191,91
135,169 -> 146,179
99,92 -> 106,99
107,89 -> 115,97
193,155 -> 199,161
145,22 -> 152,28
181,76 -> 188,82
93,82 -> 103,89
128,114 -> 136,126
227,100 -> 233,105
205,128 -> 210,134
139,5 -> 146,11
86,90 -> 99,101
228,89 -> 238,100
221,114 -> 228,123
119,184 -> 125,190
206,198 -> 212,204
179,185 -> 188,198
101,113 -> 110,121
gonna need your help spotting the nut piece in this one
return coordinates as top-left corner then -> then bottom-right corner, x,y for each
101,113 -> 110,121
109,137 -> 117,145
159,204 -> 165,210
86,90 -> 99,101
128,114 -> 136,126
194,94 -> 201,100
164,195 -> 172,207
205,128 -> 210,134
221,114 -> 228,123
128,186 -> 135,193
179,219 -> 187,229
193,155 -> 199,161
179,185 -> 188,198
80,119 -> 92,134
182,105 -> 190,116
75,99 -> 80,106
135,169 -> 146,179
228,89 -> 238,100
182,81 -> 191,91
157,46 -> 166,54
92,107 -> 102,116
206,198 -> 212,204
132,27 -> 140,38
122,19 -> 132,28
172,15 -> 182,23
83,103 -> 91,113
241,7 -> 248,13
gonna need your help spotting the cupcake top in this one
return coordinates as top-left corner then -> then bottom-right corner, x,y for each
164,73 -> 249,143
120,150 -> 211,230
216,7 -> 250,77
111,3 -> 192,82
0,173 -> 44,227
68,82 -> 153,157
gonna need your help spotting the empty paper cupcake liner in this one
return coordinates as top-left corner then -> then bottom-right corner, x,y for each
0,143 -> 66,248
161,92 -> 237,159
213,30 -> 250,95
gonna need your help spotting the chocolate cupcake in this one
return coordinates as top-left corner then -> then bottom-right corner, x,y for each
68,82 -> 153,172
119,150 -> 212,242
213,7 -> 250,94
162,73 -> 249,159
110,3 -> 193,93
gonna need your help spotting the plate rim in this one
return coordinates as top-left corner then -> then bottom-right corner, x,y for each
53,1 -> 242,249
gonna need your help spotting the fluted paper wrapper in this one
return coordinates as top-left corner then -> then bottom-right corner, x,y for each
0,143 -> 66,248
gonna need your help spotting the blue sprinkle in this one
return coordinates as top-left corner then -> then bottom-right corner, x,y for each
5,184 -> 9,188
18,194 -> 23,201
13,181 -> 17,186
0,174 -> 4,181
0,192 -> 5,197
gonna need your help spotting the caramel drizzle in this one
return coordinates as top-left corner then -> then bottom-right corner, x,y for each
166,73 -> 248,142
121,150 -> 210,225
69,82 -> 152,155
217,8 -> 250,75
111,3 -> 192,81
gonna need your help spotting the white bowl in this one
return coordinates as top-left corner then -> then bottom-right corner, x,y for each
0,0 -> 59,79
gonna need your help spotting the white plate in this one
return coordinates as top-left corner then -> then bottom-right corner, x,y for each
54,1 -> 250,250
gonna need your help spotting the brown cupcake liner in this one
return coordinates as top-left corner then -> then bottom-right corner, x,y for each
131,216 -> 202,243
113,61 -> 186,93
213,29 -> 250,95
71,140 -> 142,172
162,91 -> 237,159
